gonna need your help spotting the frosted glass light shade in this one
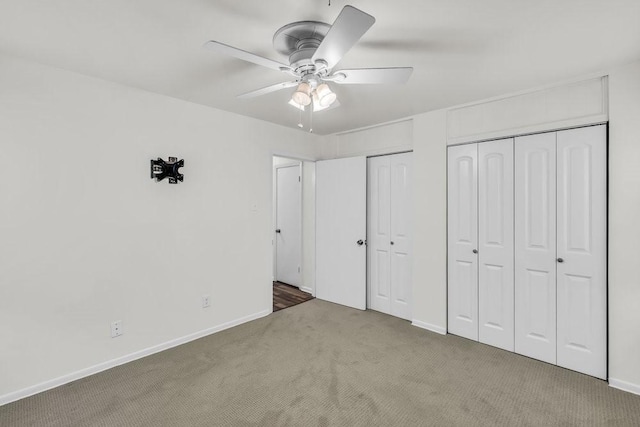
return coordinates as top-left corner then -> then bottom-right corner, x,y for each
292,82 -> 312,106
316,83 -> 337,107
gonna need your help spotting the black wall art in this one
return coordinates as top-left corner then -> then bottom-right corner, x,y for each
150,157 -> 184,184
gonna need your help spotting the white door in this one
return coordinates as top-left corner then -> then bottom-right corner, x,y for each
390,153 -> 413,320
478,139 -> 514,351
447,144 -> 479,340
316,156 -> 367,310
515,132 -> 557,364
275,165 -> 302,287
368,155 -> 392,314
556,125 -> 607,379
367,153 -> 413,320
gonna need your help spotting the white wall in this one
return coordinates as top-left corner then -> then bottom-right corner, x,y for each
0,54 -> 322,402
329,60 -> 640,394
331,119 -> 413,158
446,76 -> 608,144
410,110 -> 448,333
608,60 -> 640,393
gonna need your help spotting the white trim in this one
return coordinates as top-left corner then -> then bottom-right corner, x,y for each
412,319 -> 447,335
609,378 -> 640,396
269,150 -> 317,162
334,117 -> 414,137
447,72 -> 609,111
299,286 -> 314,295
0,309 -> 270,407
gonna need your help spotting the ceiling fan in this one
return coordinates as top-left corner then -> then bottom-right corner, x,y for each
203,5 -> 413,112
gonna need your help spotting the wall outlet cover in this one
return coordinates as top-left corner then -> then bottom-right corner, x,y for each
202,295 -> 211,308
111,320 -> 123,338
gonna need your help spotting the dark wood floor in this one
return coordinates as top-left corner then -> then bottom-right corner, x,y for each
273,281 -> 314,312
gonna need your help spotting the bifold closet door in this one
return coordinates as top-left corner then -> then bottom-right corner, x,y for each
389,153 -> 412,320
478,139 -> 514,351
368,156 -> 392,314
515,132 -> 557,364
447,144 -> 478,340
556,125 -> 607,379
367,153 -> 412,321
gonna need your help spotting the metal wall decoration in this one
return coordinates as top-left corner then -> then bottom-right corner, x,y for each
150,157 -> 184,184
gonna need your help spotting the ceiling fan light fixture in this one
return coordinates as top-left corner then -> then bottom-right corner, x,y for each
292,82 -> 312,106
288,99 -> 305,111
316,83 -> 337,107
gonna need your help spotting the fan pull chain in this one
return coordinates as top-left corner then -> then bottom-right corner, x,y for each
309,104 -> 313,133
297,107 -> 303,128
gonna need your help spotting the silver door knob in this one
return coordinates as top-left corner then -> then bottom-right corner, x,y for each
275,229 -> 281,234
356,240 -> 364,246
472,249 -> 478,254
557,258 -> 564,263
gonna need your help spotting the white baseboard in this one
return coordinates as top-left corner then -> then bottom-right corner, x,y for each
412,319 -> 447,335
0,309 -> 271,407
609,378 -> 640,396
299,286 -> 313,295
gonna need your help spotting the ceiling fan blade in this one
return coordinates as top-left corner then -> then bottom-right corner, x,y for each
331,67 -> 413,85
203,41 -> 290,72
237,81 -> 298,99
311,5 -> 375,69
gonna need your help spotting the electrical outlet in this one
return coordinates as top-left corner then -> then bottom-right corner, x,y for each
202,295 -> 211,308
110,320 -> 123,338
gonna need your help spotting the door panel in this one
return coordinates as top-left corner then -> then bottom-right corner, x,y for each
316,157 -> 367,310
556,125 -> 607,379
367,156 -> 391,313
515,132 -> 557,364
275,165 -> 302,287
478,138 -> 514,351
390,153 -> 412,320
448,144 -> 478,340
367,153 -> 413,320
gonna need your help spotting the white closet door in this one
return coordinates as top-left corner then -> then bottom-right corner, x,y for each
447,144 -> 478,341
390,152 -> 412,320
367,156 -> 392,314
556,125 -> 607,379
515,132 -> 557,364
478,139 -> 514,351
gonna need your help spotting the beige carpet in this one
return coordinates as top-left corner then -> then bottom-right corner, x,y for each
2,299 -> 640,426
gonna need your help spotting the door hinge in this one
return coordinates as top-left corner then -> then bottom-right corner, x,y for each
298,266 -> 301,273
298,176 -> 301,182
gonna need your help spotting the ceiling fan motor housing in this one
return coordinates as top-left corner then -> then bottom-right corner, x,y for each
274,21 -> 332,78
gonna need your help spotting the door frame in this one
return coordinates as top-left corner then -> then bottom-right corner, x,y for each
270,153 -> 315,314
274,162 -> 302,287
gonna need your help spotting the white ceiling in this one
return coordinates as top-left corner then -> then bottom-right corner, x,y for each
1,0 -> 639,135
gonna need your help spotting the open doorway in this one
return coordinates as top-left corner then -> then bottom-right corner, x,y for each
272,155 -> 315,312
